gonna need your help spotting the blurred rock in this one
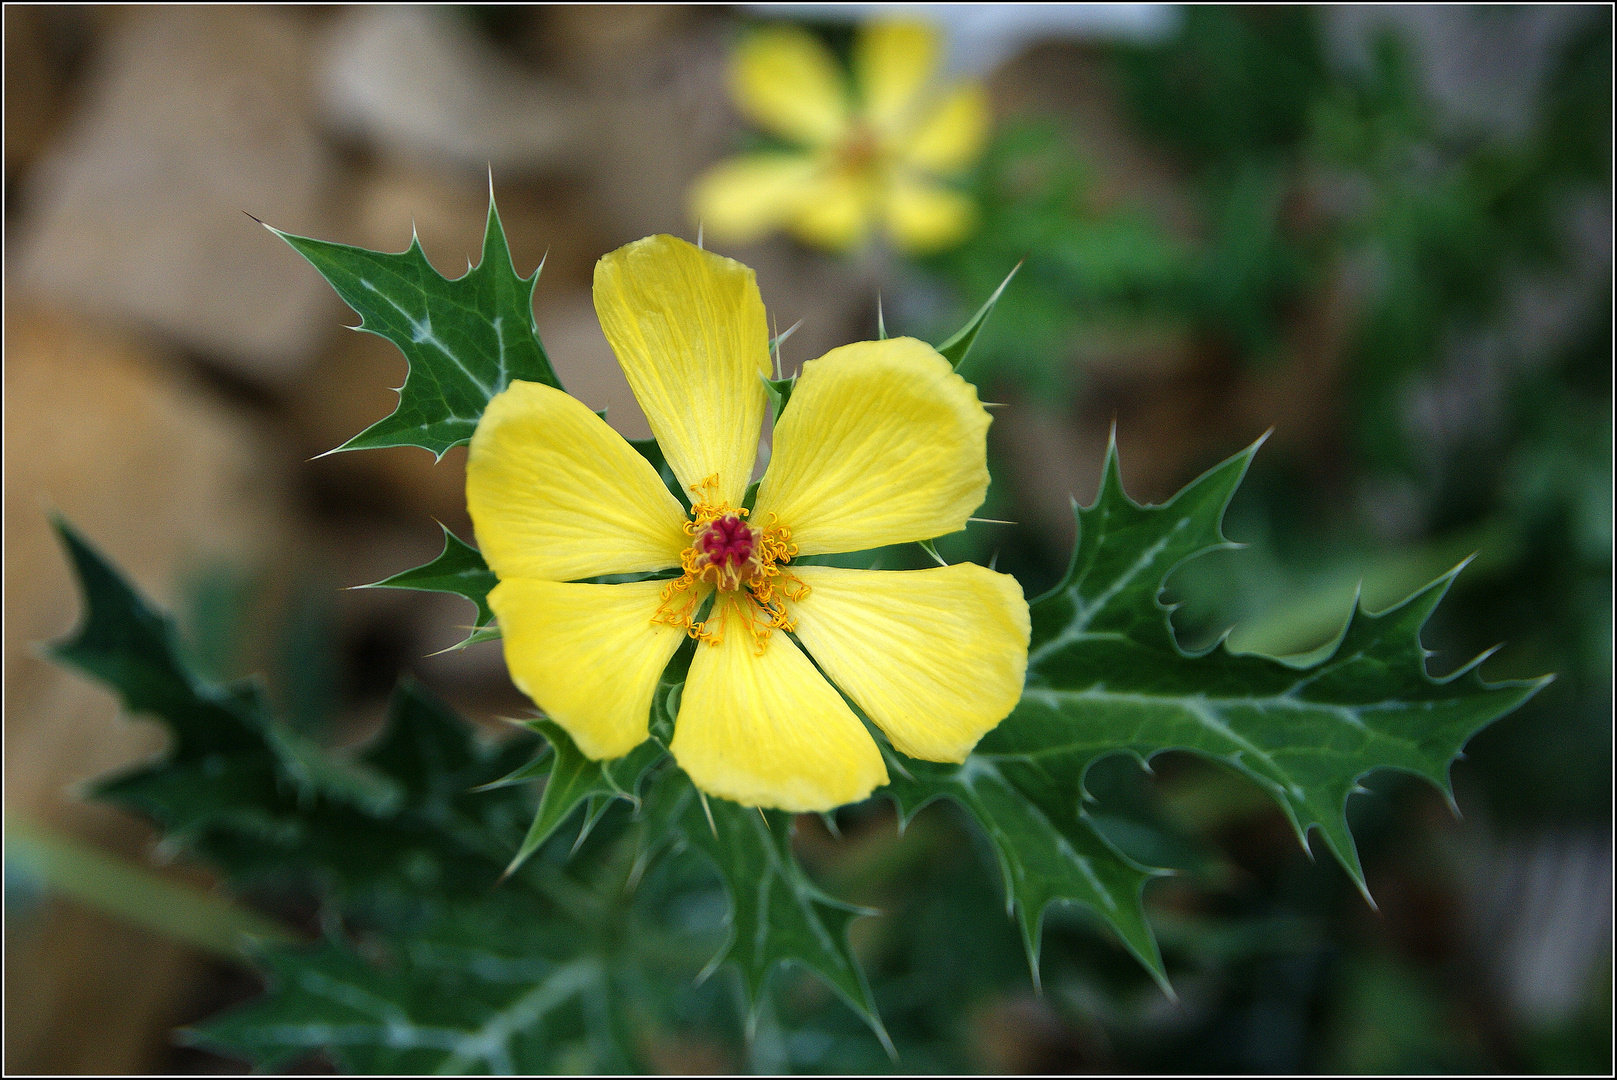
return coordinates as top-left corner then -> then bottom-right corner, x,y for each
11,6 -> 336,385
3,304 -> 297,1073
1459,828 -> 1613,1028
317,6 -> 579,174
988,41 -> 1198,252
561,11 -> 735,245
2,7 -> 97,185
5,901 -> 204,1074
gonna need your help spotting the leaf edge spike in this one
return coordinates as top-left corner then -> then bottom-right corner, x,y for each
261,185 -> 560,461
935,258 -> 1021,370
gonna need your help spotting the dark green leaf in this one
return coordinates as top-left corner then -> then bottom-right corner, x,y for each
496,720 -> 667,875
884,755 -> 1168,992
935,260 -> 1020,370
882,433 -> 1548,991
1014,432 -> 1549,891
48,518 -> 401,827
185,939 -> 608,1074
657,771 -> 892,1054
359,524 -> 497,628
264,194 -> 558,458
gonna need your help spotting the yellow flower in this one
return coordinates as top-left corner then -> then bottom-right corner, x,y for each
466,235 -> 1029,812
691,20 -> 990,255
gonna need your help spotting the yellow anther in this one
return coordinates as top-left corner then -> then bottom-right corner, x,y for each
651,484 -> 809,651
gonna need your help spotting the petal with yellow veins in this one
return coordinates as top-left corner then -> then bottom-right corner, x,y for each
885,172 -> 978,253
753,337 -> 991,556
490,578 -> 695,761
671,594 -> 888,812
791,564 -> 1029,762
690,152 -> 822,245
855,20 -> 941,135
467,380 -> 689,582
594,235 -> 770,509
731,25 -> 850,148
901,83 -> 990,174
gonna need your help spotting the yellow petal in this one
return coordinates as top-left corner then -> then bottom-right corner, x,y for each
593,235 -> 770,508
467,380 -> 689,582
855,20 -> 940,133
788,167 -> 878,253
753,337 -> 991,556
731,25 -> 849,147
671,594 -> 888,812
490,578 -> 695,760
902,82 -> 990,173
689,152 -> 821,245
884,173 -> 978,253
791,564 -> 1029,762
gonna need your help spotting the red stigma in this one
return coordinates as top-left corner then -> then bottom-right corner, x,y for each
696,514 -> 755,569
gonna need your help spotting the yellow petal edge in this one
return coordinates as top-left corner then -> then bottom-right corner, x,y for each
594,235 -> 770,509
467,380 -> 689,583
791,564 -> 1029,762
490,579 -> 693,761
754,336 -> 991,556
671,594 -> 889,812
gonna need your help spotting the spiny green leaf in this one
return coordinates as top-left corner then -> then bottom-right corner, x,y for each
935,260 -> 1020,370
48,520 -> 538,897
264,193 -> 558,459
48,518 -> 402,826
49,523 -> 656,1072
185,939 -> 607,1074
882,433 -> 1548,991
883,755 -> 1168,993
429,625 -> 504,655
653,770 -> 892,1055
358,524 -> 496,629
49,515 -> 263,756
497,720 -> 666,876
1012,431 -> 1549,892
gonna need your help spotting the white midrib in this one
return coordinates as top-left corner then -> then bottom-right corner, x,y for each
1026,525 -> 1181,668
276,958 -> 600,1074
1014,685 -> 1419,803
361,279 -> 495,404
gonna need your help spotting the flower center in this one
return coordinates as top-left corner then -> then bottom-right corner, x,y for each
836,123 -> 883,176
694,514 -> 757,591
652,475 -> 809,653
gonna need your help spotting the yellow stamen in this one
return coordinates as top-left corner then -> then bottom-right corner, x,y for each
651,474 -> 810,652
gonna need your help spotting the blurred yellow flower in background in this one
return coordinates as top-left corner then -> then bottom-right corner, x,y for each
691,20 -> 990,255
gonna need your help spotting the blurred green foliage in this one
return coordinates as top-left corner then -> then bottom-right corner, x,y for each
914,5 -> 1610,1073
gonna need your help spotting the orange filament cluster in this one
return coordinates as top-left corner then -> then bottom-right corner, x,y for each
651,474 -> 809,653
